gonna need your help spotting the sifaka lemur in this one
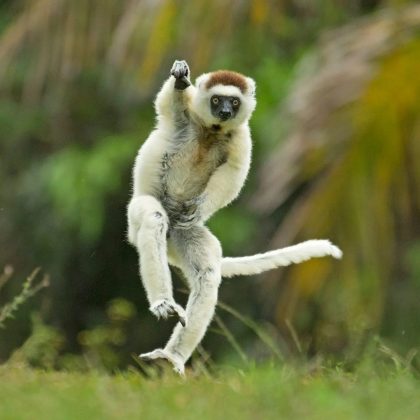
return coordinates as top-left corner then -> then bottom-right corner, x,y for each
127,60 -> 342,375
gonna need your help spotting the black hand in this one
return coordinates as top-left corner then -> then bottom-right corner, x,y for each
170,60 -> 191,90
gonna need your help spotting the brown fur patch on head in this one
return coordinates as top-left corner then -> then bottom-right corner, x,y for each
205,70 -> 248,93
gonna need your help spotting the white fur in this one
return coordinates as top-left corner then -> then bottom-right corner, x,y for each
221,240 -> 343,278
127,61 -> 342,374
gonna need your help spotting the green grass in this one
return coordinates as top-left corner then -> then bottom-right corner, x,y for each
0,362 -> 419,420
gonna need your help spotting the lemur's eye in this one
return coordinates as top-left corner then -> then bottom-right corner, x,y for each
211,96 -> 219,105
232,98 -> 240,107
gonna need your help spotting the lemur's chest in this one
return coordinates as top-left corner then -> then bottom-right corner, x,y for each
161,127 -> 229,199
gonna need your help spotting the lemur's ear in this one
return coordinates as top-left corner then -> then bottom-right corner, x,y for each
246,77 -> 256,96
195,73 -> 210,90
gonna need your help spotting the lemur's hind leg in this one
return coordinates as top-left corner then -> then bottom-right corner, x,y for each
139,226 -> 222,374
127,195 -> 186,325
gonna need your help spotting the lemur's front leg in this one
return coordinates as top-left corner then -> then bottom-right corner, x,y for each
154,60 -> 194,126
169,60 -> 192,127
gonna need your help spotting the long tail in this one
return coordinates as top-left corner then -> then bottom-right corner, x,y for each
221,240 -> 342,278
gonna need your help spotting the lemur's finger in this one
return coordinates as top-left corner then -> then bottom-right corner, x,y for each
177,313 -> 186,327
181,61 -> 189,77
170,60 -> 189,80
165,303 -> 186,326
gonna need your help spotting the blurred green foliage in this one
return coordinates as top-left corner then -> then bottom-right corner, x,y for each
43,134 -> 139,242
10,298 -> 138,372
256,32 -> 420,358
0,0 -> 419,370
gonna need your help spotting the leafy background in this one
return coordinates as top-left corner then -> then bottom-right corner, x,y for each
0,0 -> 419,372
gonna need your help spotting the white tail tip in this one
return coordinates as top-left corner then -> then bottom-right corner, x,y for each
330,244 -> 343,259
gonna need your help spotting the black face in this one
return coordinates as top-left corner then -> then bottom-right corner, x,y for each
210,95 -> 241,121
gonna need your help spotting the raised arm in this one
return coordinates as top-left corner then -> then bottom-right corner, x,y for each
154,60 -> 196,128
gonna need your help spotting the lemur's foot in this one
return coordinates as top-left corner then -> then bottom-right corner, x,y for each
170,60 -> 191,90
139,348 -> 185,376
150,299 -> 186,327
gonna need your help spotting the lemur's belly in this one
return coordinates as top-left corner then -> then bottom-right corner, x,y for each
161,136 -> 228,202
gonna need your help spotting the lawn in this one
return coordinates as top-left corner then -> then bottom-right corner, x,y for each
0,362 -> 419,420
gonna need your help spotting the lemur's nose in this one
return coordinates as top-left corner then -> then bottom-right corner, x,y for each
219,111 -> 232,120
